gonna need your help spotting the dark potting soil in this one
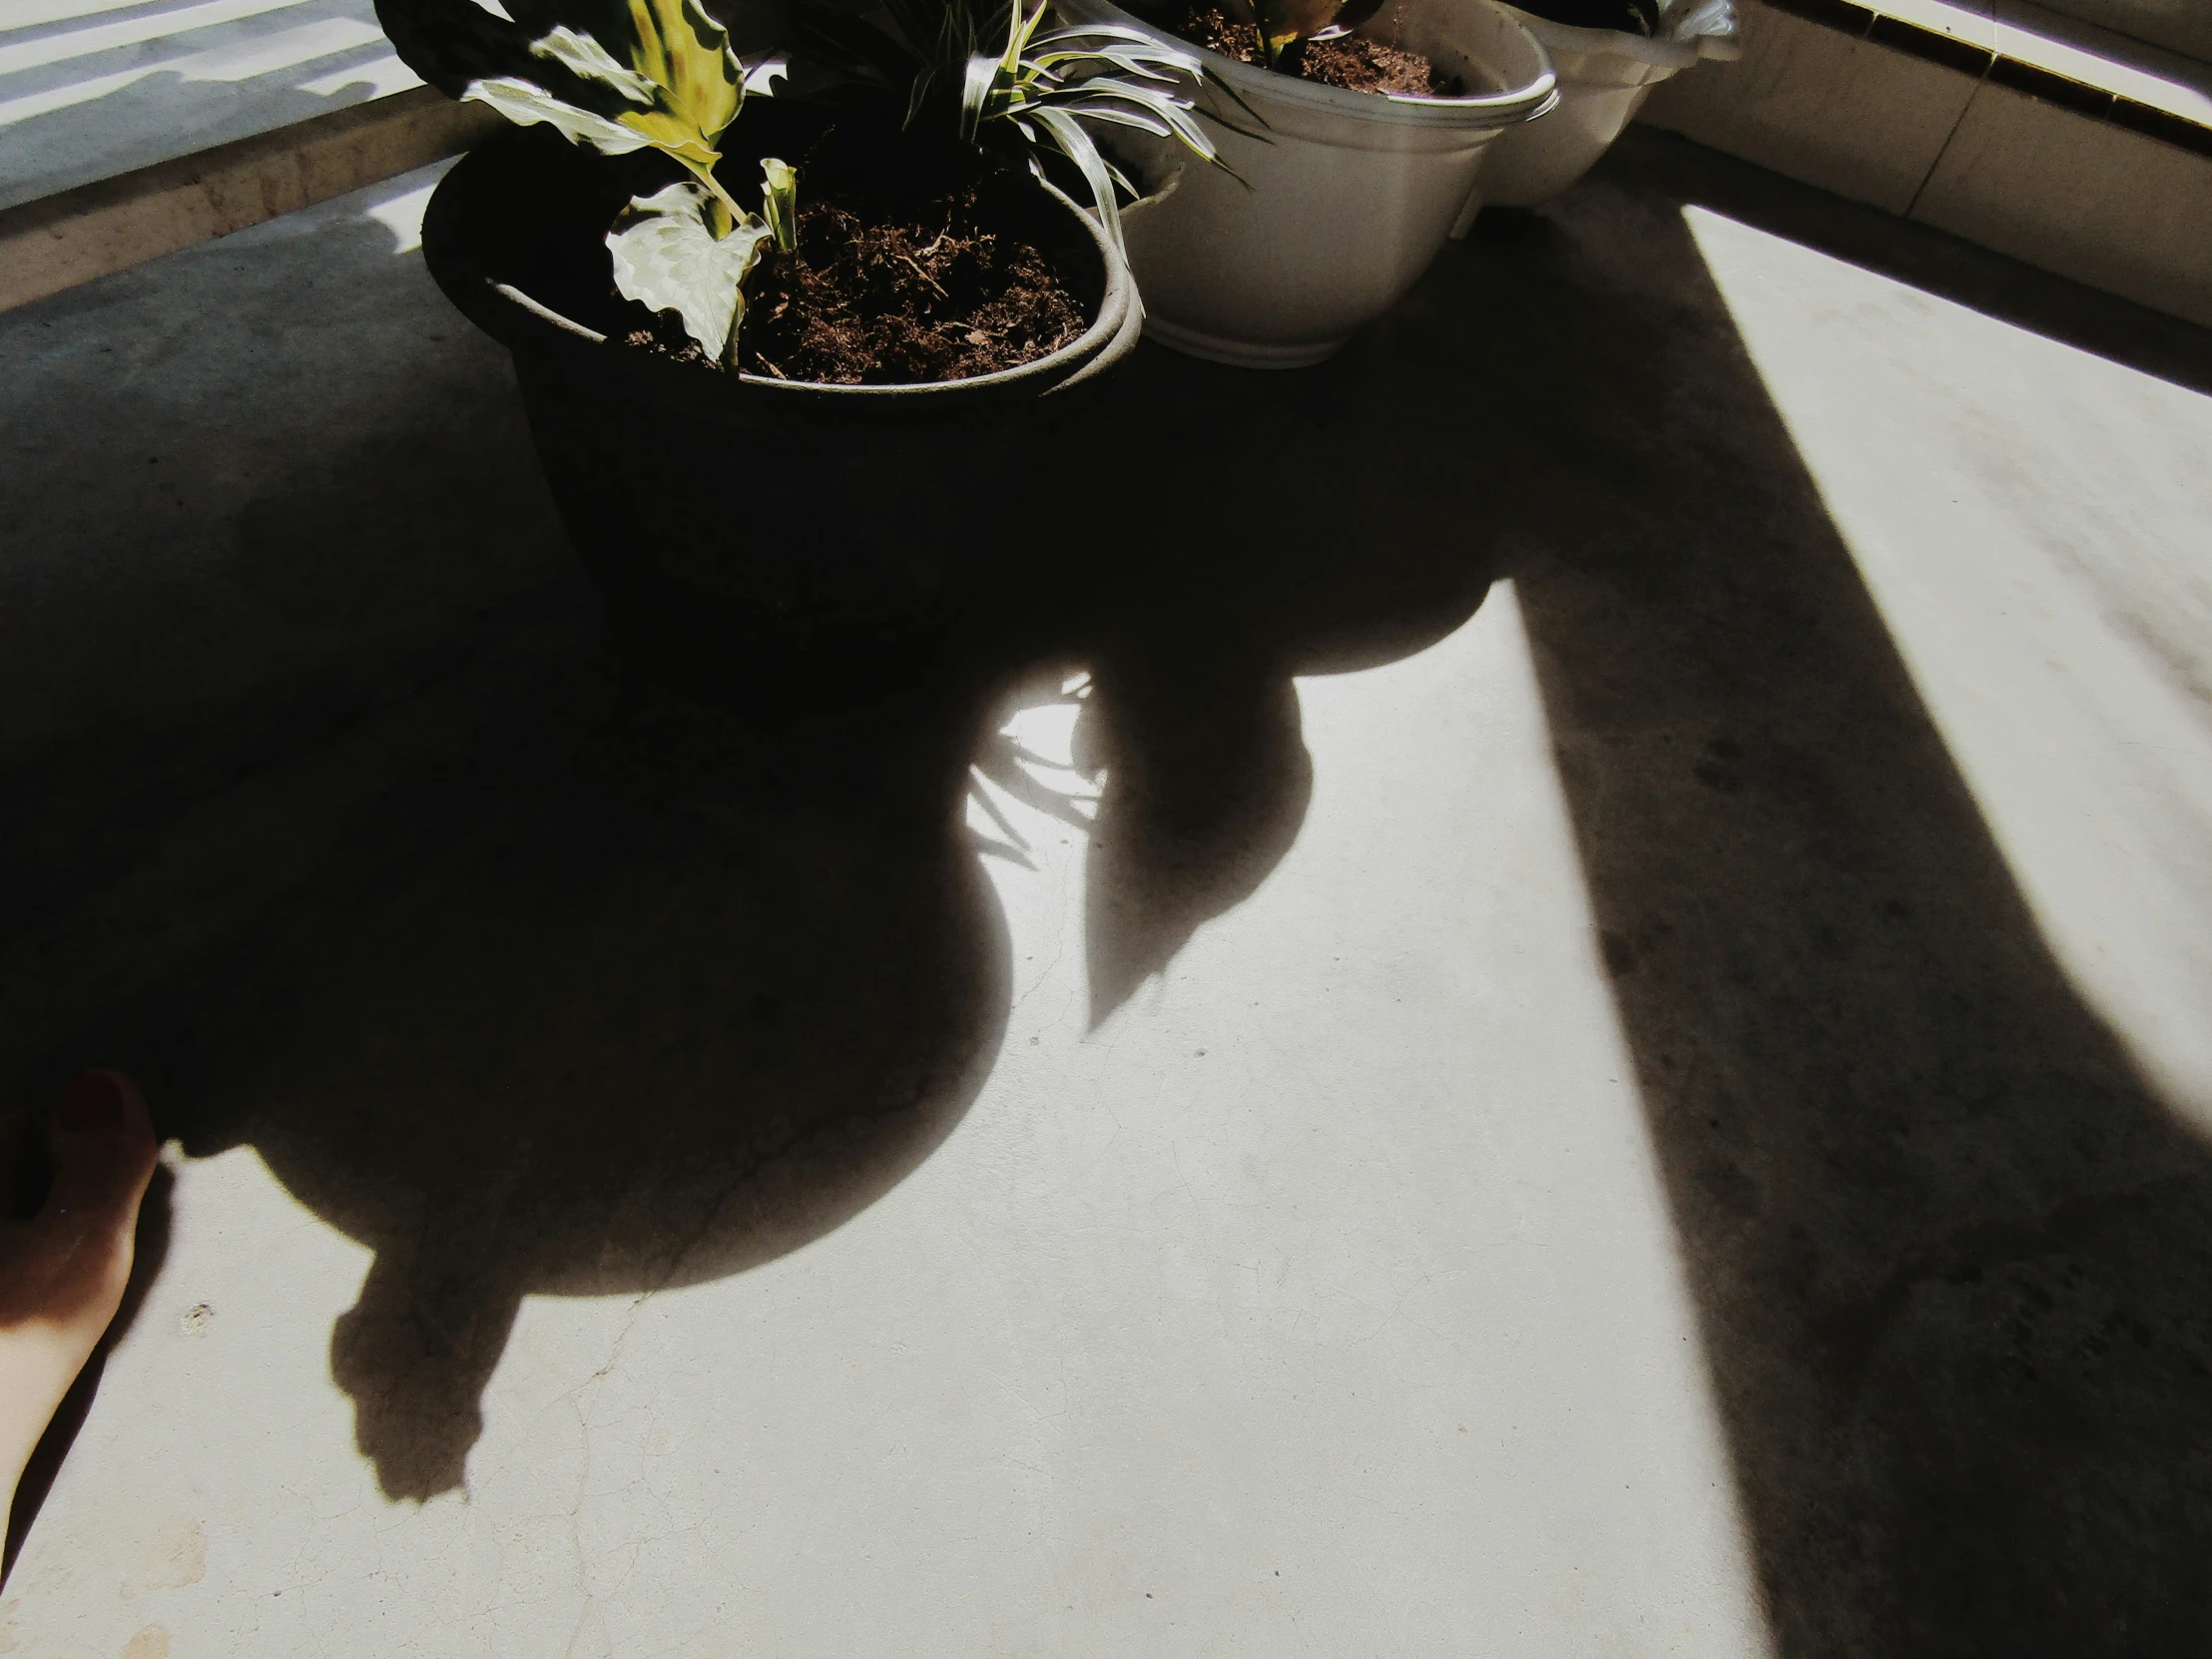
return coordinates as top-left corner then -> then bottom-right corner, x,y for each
1165,2 -> 1462,95
623,184 -> 1086,384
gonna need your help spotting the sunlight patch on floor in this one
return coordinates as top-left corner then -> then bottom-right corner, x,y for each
362,169 -> 437,254
1685,203 -> 2212,1137
959,589 -> 1773,1655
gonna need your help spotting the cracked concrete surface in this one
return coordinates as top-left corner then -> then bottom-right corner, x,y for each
1,127 -> 2210,1655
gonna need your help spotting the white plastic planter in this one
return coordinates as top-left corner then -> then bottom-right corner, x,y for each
1467,0 -> 1738,211
1058,0 -> 1555,367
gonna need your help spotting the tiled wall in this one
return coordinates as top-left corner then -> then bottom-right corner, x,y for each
1639,0 -> 2212,327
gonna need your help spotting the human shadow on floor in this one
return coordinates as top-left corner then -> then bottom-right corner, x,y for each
5,209 -> 1499,1499
1446,158 -> 2212,1656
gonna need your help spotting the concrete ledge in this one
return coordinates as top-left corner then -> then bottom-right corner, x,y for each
0,86 -> 500,314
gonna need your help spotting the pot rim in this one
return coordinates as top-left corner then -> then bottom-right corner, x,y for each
426,134 -> 1139,402
1062,0 -> 1556,130
1491,0 -> 1739,68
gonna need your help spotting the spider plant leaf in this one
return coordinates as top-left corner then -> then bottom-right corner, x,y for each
1056,84 -> 1248,182
905,61 -> 936,127
606,181 -> 773,364
958,50 -> 999,141
1026,45 -> 1180,82
1030,21 -> 1180,44
1057,102 -> 1169,138
1058,49 -> 1180,75
1028,102 -> 1124,254
529,22 -> 657,102
462,74 -> 658,150
1029,21 -> 1201,63
1051,81 -> 1180,130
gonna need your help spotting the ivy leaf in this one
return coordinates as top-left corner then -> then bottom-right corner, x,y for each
606,182 -> 773,365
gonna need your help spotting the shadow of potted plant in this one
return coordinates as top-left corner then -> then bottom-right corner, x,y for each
1050,0 -> 1556,365
1470,0 -> 1738,210
374,0 -> 1228,689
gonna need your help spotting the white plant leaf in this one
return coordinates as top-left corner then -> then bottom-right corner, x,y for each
530,25 -> 658,105
1028,103 -> 1124,254
461,76 -> 653,152
606,181 -> 773,363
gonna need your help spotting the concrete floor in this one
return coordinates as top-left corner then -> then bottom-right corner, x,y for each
2,129 -> 2210,1655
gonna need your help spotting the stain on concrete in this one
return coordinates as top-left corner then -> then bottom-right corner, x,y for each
125,1520 -> 205,1596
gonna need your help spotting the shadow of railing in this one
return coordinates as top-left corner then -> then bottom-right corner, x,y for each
1438,142 -> 2212,1655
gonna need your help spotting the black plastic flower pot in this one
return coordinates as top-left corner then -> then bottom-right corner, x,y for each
420,127 -> 1141,694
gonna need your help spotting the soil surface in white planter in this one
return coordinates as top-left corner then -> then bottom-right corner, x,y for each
1162,2 -> 1464,95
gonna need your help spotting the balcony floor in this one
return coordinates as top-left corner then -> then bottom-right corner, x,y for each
3,128 -> 2210,1657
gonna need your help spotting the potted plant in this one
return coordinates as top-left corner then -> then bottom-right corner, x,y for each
1469,0 -> 1738,210
373,0 -> 1227,685
1050,0 -> 1556,366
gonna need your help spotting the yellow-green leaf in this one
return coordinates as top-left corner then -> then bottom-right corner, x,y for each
624,0 -> 743,149
614,106 -> 724,169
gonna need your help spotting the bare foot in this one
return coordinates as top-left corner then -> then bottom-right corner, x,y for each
0,1073 -> 158,1512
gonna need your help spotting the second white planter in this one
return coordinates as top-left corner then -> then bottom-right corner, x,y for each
1468,0 -> 1739,210
1058,0 -> 1556,368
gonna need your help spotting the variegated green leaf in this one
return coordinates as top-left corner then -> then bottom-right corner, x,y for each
626,0 -> 744,146
760,156 -> 800,253
606,181 -> 772,364
529,24 -> 657,103
461,75 -> 655,151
